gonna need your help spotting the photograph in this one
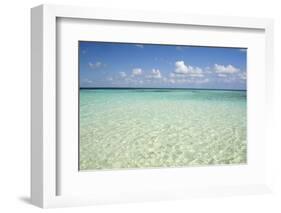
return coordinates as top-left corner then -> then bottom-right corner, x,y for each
79,41 -> 247,171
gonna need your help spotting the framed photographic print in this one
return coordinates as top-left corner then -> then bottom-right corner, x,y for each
31,4 -> 274,208
78,41 -> 247,170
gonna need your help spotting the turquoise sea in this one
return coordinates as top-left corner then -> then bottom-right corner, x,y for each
79,89 -> 247,170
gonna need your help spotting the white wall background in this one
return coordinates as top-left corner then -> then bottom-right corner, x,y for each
0,0 -> 280,212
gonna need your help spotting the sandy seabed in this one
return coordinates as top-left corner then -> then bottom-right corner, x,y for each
79,89 -> 247,170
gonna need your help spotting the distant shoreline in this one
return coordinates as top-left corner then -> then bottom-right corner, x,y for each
80,87 -> 247,92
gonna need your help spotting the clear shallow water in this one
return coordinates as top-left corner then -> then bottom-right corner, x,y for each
79,89 -> 247,170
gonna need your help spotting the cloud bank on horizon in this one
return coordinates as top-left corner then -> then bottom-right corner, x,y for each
79,41 -> 247,90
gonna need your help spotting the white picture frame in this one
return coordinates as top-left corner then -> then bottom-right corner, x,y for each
31,4 -> 274,208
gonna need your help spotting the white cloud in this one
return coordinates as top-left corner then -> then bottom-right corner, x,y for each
174,61 -> 188,74
214,64 -> 239,74
174,61 -> 204,77
195,78 -> 210,84
239,72 -> 247,80
189,72 -> 204,77
175,79 -> 187,84
165,77 -> 210,85
218,77 -> 237,83
132,68 -> 142,76
88,61 -> 103,70
147,69 -> 162,79
169,79 -> 176,84
162,77 -> 168,82
217,73 -> 228,78
119,72 -> 127,78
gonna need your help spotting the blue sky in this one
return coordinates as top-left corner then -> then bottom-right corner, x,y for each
79,41 -> 247,90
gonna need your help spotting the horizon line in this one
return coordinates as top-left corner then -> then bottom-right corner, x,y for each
80,87 -> 247,91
